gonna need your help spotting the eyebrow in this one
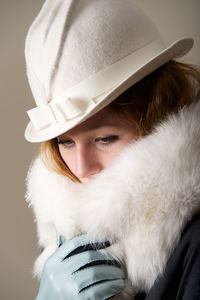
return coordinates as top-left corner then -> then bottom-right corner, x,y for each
84,122 -> 122,130
57,122 -> 123,140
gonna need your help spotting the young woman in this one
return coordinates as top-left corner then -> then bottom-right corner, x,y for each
25,0 -> 200,299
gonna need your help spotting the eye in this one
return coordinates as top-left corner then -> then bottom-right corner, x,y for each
95,135 -> 119,145
57,139 -> 74,148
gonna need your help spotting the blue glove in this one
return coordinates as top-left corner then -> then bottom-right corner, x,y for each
36,234 -> 125,300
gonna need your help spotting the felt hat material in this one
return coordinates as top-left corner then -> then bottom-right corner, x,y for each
24,0 -> 193,142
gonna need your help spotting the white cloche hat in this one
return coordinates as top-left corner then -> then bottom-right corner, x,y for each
25,0 -> 193,143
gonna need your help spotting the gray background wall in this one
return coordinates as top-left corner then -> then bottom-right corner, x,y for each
0,0 -> 199,299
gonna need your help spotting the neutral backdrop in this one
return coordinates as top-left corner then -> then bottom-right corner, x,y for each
0,0 -> 199,299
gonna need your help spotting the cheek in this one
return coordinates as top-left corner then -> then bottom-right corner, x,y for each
58,147 -> 75,170
101,144 -> 127,167
103,135 -> 136,164
58,146 -> 66,162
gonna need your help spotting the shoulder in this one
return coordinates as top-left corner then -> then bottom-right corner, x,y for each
180,213 -> 200,272
164,213 -> 200,281
143,213 -> 200,300
180,213 -> 200,251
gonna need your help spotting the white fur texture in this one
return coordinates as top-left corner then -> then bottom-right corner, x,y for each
26,101 -> 200,298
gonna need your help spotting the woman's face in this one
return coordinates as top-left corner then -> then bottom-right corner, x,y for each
57,106 -> 138,183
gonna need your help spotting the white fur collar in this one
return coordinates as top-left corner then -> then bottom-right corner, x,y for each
26,101 -> 200,297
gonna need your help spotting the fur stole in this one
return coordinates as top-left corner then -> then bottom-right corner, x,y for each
26,100 -> 200,298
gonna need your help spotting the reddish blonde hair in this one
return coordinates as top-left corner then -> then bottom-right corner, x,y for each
39,60 -> 200,182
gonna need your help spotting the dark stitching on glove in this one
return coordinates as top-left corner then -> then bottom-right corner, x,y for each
62,241 -> 111,261
72,259 -> 121,274
79,278 -> 123,294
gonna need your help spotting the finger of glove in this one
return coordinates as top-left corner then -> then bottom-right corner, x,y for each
52,234 -> 110,262
72,264 -> 125,293
79,278 -> 125,300
59,250 -> 120,274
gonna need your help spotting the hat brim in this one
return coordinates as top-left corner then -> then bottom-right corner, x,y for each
25,38 -> 193,142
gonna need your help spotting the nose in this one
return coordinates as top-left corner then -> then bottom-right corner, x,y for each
75,145 -> 102,181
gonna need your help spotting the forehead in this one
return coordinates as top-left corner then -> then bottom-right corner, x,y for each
58,106 -> 128,138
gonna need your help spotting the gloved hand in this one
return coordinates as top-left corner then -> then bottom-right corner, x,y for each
36,234 -> 125,300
